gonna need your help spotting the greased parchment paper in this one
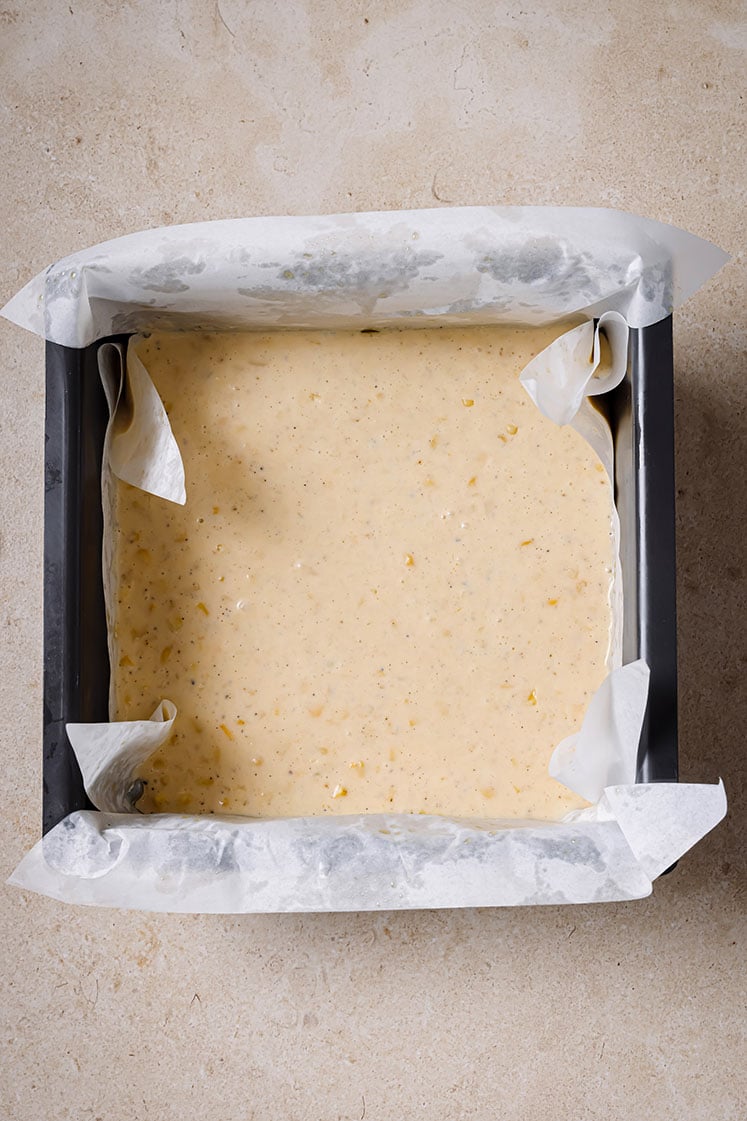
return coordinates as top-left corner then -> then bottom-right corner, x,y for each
3,205 -> 728,911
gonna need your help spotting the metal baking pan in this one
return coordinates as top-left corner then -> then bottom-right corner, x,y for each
40,320 -> 679,835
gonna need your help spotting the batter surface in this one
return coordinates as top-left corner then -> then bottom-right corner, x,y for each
114,326 -> 613,820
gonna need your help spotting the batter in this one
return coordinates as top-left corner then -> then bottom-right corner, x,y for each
113,326 -> 614,820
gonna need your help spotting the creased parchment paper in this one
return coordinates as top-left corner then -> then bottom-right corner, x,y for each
2,206 -> 728,346
3,205 -> 728,911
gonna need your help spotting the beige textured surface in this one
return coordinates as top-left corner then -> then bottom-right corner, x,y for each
0,2 -> 744,1118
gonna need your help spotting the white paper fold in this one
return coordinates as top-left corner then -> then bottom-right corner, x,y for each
8,783 -> 725,911
8,811 -> 652,911
67,700 -> 177,813
520,311 -> 629,425
601,781 -> 727,881
2,205 -> 728,911
1,206 -> 728,348
101,341 -> 186,505
549,660 -> 650,801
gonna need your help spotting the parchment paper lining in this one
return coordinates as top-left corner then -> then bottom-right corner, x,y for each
3,206 -> 728,911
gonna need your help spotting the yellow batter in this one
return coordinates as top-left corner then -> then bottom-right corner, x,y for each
113,326 -> 613,820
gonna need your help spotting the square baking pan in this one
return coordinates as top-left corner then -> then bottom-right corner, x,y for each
40,319 -> 679,836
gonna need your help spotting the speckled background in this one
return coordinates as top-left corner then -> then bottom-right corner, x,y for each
0,3 -> 744,1119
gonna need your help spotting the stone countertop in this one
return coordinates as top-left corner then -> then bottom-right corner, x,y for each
0,3 -> 744,1119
